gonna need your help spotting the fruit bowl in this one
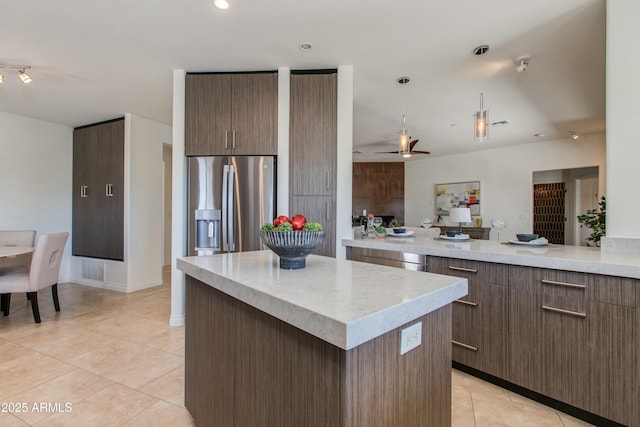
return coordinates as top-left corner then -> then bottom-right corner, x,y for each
260,230 -> 326,269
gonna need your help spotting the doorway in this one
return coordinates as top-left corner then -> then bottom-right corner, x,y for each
532,166 -> 599,246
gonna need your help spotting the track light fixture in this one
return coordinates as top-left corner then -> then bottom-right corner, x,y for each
0,65 -> 32,84
18,69 -> 32,83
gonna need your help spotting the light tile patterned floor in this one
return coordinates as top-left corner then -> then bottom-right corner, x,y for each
0,270 -> 593,426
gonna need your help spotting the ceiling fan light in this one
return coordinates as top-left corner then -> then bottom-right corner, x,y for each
18,69 -> 32,84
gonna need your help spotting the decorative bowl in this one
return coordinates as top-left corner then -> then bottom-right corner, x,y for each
516,233 -> 539,242
446,230 -> 461,237
260,230 -> 326,269
393,228 -> 406,234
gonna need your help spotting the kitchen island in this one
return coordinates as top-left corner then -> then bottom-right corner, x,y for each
177,250 -> 467,427
343,229 -> 640,426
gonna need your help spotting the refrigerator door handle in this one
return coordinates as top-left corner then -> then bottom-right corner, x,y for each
227,164 -> 236,251
222,164 -> 230,251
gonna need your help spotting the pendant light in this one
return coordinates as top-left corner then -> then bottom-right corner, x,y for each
398,76 -> 411,158
475,92 -> 488,142
473,45 -> 489,143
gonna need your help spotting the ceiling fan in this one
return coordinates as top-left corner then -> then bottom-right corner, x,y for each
376,139 -> 430,156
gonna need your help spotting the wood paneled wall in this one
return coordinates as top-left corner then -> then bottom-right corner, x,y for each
352,162 -> 404,224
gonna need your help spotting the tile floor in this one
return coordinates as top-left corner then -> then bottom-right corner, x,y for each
0,271 -> 593,426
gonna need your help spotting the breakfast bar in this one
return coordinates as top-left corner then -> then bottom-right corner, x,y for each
177,250 -> 467,427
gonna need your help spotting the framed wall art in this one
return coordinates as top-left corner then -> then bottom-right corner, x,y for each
436,181 -> 481,217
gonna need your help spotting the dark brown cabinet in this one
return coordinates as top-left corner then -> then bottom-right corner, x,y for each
429,257 -> 508,379
185,72 -> 278,156
72,118 -> 124,260
509,266 -> 637,425
289,71 -> 337,257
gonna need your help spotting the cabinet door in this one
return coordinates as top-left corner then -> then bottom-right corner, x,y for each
72,126 -> 99,257
72,119 -> 124,261
290,196 -> 335,257
290,73 -> 337,196
185,74 -> 233,156
94,120 -> 124,260
509,267 -> 636,425
231,73 -> 277,155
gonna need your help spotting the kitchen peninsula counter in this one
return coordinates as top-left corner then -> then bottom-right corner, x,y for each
177,250 -> 467,426
344,229 -> 640,426
343,228 -> 640,279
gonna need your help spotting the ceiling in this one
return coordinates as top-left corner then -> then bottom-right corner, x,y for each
0,0 -> 605,161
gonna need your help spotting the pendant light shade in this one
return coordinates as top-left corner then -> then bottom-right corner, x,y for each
399,115 -> 411,158
474,92 -> 488,143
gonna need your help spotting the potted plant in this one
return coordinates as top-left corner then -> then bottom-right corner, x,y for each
577,196 -> 606,246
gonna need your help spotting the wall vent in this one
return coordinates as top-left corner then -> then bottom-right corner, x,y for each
82,259 -> 105,282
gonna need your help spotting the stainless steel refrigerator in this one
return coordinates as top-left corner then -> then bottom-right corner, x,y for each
188,156 -> 276,256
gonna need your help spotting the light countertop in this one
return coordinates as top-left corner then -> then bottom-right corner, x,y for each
343,227 -> 640,279
177,250 -> 467,350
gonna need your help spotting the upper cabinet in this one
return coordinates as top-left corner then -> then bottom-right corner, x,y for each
289,72 -> 337,196
72,118 -> 124,261
185,72 -> 278,156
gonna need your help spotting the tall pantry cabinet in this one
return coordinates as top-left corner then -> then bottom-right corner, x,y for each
289,71 -> 338,257
72,118 -> 124,261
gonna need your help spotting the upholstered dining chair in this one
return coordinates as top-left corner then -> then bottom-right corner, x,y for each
0,232 -> 68,323
0,229 -> 36,273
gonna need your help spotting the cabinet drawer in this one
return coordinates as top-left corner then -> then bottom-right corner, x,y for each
452,321 -> 508,380
429,256 -> 508,286
509,265 -> 636,307
452,283 -> 507,332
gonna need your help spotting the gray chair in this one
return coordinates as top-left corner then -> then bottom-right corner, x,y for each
0,232 -> 68,323
0,230 -> 36,273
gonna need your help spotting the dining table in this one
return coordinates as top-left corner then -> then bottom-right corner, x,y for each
0,246 -> 34,258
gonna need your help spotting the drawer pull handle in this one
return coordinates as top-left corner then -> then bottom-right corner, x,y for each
454,299 -> 478,307
448,266 -> 478,273
541,279 -> 586,289
541,305 -> 586,318
452,340 -> 478,351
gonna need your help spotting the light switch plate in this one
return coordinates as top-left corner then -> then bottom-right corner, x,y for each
400,321 -> 422,355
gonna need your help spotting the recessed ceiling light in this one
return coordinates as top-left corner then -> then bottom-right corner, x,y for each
491,120 -> 511,126
299,43 -> 312,52
213,0 -> 229,10
534,133 -> 546,138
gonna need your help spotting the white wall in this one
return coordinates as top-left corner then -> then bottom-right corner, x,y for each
0,111 -> 73,280
126,113 -> 172,290
405,133 -> 606,240
606,0 -> 640,239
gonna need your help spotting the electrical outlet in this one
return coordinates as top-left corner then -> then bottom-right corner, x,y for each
400,322 -> 422,355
